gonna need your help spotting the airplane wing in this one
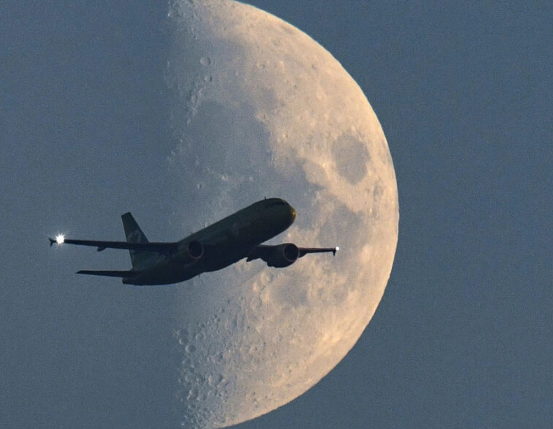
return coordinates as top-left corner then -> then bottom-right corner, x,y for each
49,237 -> 178,253
249,244 -> 338,258
247,243 -> 338,267
297,247 -> 339,257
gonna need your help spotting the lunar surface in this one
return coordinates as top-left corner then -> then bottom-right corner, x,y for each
166,1 -> 398,427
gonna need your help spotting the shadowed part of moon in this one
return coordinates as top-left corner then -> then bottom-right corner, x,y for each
332,134 -> 370,185
170,99 -> 314,221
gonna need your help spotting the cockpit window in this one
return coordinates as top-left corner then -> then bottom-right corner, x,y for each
265,200 -> 287,209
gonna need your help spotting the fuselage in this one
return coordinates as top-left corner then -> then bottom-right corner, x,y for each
123,198 -> 296,285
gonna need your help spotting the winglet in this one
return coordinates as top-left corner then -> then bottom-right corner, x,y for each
49,235 -> 65,246
48,234 -> 65,246
333,247 -> 339,256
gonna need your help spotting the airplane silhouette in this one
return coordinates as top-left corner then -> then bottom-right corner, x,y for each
49,198 -> 338,285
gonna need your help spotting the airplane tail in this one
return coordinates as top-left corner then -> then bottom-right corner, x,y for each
121,213 -> 158,270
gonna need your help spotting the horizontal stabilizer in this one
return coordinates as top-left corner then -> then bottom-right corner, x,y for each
77,270 -> 137,278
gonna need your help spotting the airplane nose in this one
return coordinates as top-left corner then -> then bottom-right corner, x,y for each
289,206 -> 297,223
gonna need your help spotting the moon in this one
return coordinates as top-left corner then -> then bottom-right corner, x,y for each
166,1 -> 398,427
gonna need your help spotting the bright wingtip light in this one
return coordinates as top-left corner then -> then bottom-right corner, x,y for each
55,234 -> 65,244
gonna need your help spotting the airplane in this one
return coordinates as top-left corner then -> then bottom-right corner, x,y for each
49,198 -> 338,286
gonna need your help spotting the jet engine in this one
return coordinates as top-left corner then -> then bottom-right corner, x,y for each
263,243 -> 300,268
179,240 -> 204,264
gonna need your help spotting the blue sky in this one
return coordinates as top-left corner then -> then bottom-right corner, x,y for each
1,1 -> 551,428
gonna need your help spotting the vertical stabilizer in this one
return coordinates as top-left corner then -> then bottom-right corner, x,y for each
121,213 -> 158,270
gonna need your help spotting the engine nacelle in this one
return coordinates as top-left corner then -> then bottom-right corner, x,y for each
178,240 -> 204,264
264,243 -> 300,268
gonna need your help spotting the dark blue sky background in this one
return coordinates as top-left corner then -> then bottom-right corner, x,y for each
2,1 -> 551,428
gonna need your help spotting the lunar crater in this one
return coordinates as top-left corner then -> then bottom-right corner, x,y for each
332,134 -> 371,185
